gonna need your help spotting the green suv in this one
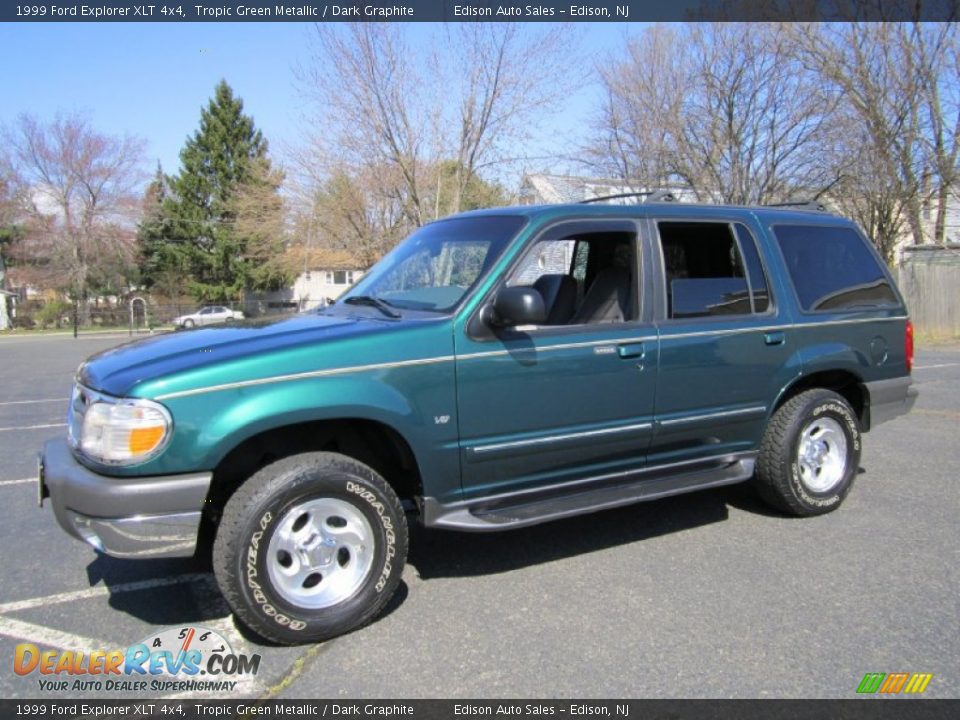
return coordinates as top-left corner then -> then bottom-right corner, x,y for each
39,199 -> 917,644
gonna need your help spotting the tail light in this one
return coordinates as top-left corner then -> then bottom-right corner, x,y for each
905,319 -> 914,373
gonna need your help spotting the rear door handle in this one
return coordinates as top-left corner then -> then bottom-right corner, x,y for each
764,331 -> 785,346
617,343 -> 645,359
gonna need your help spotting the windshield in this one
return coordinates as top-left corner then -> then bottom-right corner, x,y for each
342,215 -> 526,313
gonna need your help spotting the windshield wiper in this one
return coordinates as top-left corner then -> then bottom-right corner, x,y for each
342,295 -> 402,319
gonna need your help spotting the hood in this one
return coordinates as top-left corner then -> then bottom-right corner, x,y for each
78,312 -> 407,397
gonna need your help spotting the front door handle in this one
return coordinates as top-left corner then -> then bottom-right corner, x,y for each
764,331 -> 785,346
617,343 -> 645,359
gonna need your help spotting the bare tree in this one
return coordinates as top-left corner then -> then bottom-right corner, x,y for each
591,25 -> 687,188
790,22 -> 960,246
916,24 -> 960,243
298,164 -> 408,269
443,24 -> 577,214
3,114 -> 145,310
296,23 -> 580,246
681,24 -> 841,203
0,160 -> 17,329
592,24 -> 841,204
229,155 -> 291,290
828,111 -> 910,263
299,24 -> 435,228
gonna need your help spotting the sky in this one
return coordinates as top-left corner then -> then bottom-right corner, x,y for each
0,22 -> 641,187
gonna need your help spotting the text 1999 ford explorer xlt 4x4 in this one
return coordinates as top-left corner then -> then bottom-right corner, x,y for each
38,199 -> 917,644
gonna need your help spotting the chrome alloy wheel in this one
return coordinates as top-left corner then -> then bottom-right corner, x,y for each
266,498 -> 375,609
796,416 -> 849,493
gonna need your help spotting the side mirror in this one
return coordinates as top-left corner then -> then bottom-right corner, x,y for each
487,286 -> 546,327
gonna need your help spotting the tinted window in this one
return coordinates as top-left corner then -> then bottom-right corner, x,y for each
735,224 -> 770,313
571,240 -> 589,288
774,225 -> 898,311
658,222 -> 754,318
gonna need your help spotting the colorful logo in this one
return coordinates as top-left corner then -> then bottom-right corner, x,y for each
856,672 -> 933,695
14,625 -> 260,693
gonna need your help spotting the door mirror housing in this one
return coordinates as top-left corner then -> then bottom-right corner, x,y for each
487,286 -> 546,327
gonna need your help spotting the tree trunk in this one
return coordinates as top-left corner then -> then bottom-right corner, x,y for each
933,184 -> 950,244
904,196 -> 927,245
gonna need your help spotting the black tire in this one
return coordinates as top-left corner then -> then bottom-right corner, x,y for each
753,389 -> 861,516
183,319 -> 195,328
213,452 -> 408,645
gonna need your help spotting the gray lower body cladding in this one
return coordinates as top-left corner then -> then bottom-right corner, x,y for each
865,376 -> 918,430
39,438 -> 212,558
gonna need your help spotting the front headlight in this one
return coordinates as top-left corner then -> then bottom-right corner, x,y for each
73,393 -> 172,466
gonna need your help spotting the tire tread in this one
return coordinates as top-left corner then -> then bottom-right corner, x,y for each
754,389 -> 857,517
213,451 -> 407,645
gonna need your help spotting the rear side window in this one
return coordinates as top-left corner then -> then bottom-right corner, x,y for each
735,224 -> 770,313
658,221 -> 766,319
773,225 -> 899,312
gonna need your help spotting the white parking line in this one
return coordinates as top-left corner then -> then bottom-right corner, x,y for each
0,572 -> 264,698
0,398 -> 66,407
0,423 -> 66,432
0,616 -> 113,653
0,478 -> 35,487
914,362 -> 960,370
0,573 -> 213,614
183,580 -> 263,661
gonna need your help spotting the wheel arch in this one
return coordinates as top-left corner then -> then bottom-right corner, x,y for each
771,369 -> 869,429
198,417 -> 424,551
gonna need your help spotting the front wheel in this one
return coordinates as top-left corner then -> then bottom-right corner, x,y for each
213,452 -> 408,644
753,389 -> 862,516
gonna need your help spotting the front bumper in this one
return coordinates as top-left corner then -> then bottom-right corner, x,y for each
865,376 -> 919,430
39,438 -> 212,559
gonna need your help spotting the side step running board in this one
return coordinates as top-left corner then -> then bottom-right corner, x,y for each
422,455 -> 755,532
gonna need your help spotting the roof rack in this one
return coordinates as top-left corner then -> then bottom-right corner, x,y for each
764,200 -> 830,213
580,190 -> 677,205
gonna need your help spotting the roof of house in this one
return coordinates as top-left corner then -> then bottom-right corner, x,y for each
519,174 -> 639,204
519,174 -> 707,207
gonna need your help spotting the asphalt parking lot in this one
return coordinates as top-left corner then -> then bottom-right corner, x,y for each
0,332 -> 957,699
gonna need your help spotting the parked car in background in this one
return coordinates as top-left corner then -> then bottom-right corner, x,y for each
172,305 -> 244,328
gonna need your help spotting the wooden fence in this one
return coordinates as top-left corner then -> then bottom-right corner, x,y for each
898,245 -> 960,336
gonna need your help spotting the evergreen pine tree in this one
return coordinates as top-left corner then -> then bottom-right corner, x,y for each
156,80 -> 283,301
138,164 -> 188,299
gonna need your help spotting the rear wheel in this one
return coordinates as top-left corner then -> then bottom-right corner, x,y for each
754,389 -> 861,516
213,452 -> 408,644
183,318 -> 195,328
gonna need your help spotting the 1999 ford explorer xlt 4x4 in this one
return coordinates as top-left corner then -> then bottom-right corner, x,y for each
38,198 -> 917,644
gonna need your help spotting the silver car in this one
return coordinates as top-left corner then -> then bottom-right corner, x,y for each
172,305 -> 244,328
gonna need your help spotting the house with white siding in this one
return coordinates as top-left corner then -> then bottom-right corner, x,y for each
254,248 -> 366,311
